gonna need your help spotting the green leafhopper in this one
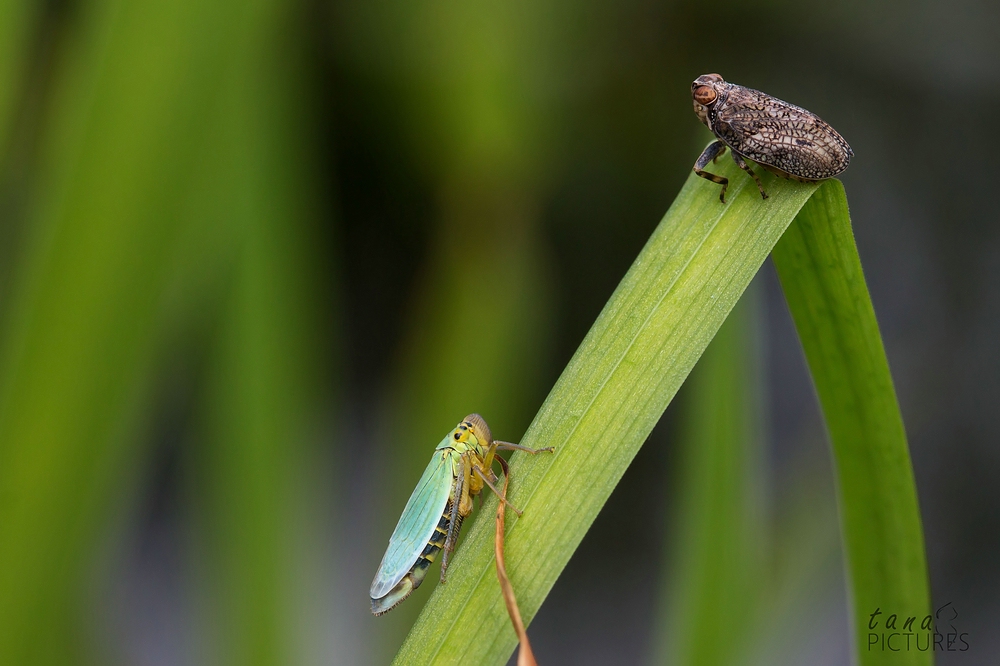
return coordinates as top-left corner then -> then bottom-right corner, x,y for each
370,414 -> 552,615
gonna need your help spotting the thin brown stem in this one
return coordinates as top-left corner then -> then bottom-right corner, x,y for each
494,457 -> 538,666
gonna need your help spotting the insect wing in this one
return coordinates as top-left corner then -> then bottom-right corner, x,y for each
716,92 -> 851,179
370,445 -> 454,598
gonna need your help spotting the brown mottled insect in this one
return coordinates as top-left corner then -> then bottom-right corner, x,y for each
691,73 -> 852,203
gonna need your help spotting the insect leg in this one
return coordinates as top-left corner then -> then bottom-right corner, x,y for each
494,440 -> 555,455
474,466 -> 524,516
730,150 -> 769,200
693,140 -> 730,203
440,459 -> 465,581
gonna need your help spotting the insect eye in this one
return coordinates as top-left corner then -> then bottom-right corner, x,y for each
693,85 -> 717,105
454,432 -> 461,440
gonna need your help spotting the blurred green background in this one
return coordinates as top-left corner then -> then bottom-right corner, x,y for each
0,0 -> 997,664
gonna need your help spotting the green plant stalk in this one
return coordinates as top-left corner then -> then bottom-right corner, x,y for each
772,180 -> 931,665
392,161 -> 821,665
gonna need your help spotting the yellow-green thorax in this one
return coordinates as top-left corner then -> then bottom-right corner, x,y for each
435,413 -> 497,514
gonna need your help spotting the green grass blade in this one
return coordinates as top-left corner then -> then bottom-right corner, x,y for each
772,180 -> 931,665
392,161 -> 820,665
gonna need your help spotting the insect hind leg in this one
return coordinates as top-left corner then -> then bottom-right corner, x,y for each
693,140 -> 729,203
730,150 -> 769,200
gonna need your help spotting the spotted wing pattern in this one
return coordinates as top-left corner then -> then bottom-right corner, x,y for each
713,86 -> 852,181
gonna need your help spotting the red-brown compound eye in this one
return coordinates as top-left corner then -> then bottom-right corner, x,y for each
693,85 -> 717,105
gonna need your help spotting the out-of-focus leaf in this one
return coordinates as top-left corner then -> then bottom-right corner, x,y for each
0,0 -> 327,662
190,4 -> 330,665
0,0 -> 39,152
653,287 -> 767,665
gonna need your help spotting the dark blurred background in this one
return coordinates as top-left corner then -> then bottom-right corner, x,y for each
0,0 -> 997,664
